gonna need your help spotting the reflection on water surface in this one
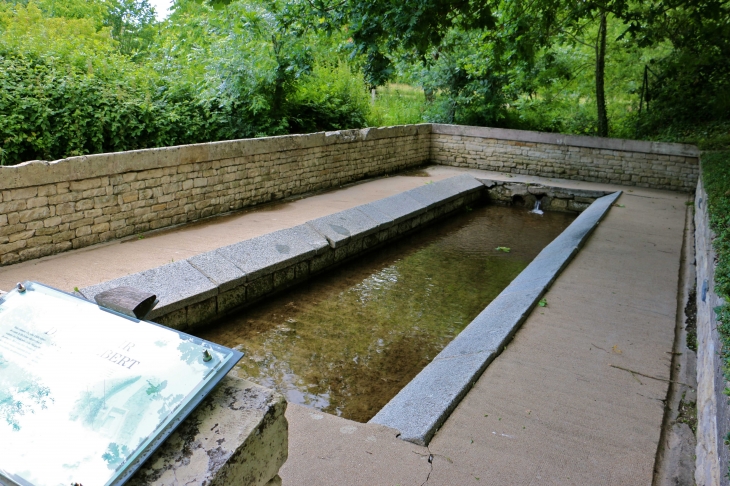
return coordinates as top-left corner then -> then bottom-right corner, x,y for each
198,204 -> 574,422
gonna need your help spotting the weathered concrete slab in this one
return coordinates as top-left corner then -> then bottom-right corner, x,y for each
405,174 -> 482,209
355,204 -> 396,229
128,374 -> 288,486
441,173 -> 485,195
217,224 -> 329,279
427,189 -> 688,485
279,404 -> 431,486
188,251 -> 247,292
306,208 -> 380,249
370,191 -> 621,446
80,260 -> 217,320
360,192 -> 427,224
369,352 -> 493,446
436,288 -> 544,360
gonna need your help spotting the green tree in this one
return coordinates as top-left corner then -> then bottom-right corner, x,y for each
104,0 -> 156,58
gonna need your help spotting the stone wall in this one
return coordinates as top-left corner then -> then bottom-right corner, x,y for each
0,123 -> 701,267
431,124 -> 700,192
694,178 -> 730,486
0,125 -> 431,266
477,178 -> 614,213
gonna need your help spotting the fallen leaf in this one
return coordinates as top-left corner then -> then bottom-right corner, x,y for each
612,344 -> 622,354
495,246 -> 511,252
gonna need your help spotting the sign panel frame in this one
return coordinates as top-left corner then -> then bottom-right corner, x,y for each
0,281 -> 243,486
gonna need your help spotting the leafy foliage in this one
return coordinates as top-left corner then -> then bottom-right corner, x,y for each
288,60 -> 369,133
0,0 -> 373,165
701,150 -> 730,450
703,152 -> 730,301
0,0 -> 729,165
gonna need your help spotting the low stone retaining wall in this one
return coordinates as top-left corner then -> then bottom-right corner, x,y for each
0,125 -> 431,266
431,124 -> 699,192
78,175 -> 484,331
477,179 -> 614,212
694,178 -> 730,486
0,123 -> 700,268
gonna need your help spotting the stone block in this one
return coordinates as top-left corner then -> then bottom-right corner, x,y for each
294,261 -> 309,280
355,203 -> 395,229
306,207 -> 380,249
273,265 -> 297,289
359,192 -> 426,224
247,274 -> 274,301
217,224 -> 328,279
128,374 -> 288,486
370,351 -> 491,446
155,307 -> 188,331
18,206 -> 50,223
80,260 -> 217,320
188,251 -> 246,293
0,240 -> 26,255
26,196 -> 48,209
186,297 -> 218,329
310,248 -> 334,274
568,200 -> 591,212
217,286 -> 248,316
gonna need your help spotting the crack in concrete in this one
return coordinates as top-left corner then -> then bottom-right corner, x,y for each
414,447 -> 451,485
420,449 -> 434,486
609,363 -> 693,388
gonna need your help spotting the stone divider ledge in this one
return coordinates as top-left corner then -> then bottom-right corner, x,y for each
78,174 -> 484,331
693,178 -> 730,486
369,190 -> 621,446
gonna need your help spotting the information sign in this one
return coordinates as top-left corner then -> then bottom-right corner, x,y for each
0,282 -> 242,486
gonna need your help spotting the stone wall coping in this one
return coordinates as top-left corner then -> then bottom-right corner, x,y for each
369,190 -> 621,446
1,122 -> 699,192
431,123 -> 700,158
0,124 -> 432,191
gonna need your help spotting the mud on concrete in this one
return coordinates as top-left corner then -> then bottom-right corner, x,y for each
653,204 -> 698,486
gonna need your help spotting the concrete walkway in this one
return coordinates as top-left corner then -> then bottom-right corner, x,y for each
277,180 -> 690,484
0,169 -> 453,292
0,167 -> 690,484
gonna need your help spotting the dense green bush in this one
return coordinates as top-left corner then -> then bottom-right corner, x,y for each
0,0 -> 373,165
0,55 -> 152,163
288,61 -> 370,133
0,53 -> 290,164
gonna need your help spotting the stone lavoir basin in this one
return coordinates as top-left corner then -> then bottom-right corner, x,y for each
197,203 -> 575,422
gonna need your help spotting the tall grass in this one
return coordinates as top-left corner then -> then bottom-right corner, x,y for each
366,83 -> 426,127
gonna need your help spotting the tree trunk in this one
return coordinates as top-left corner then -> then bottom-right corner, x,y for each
595,11 -> 608,137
